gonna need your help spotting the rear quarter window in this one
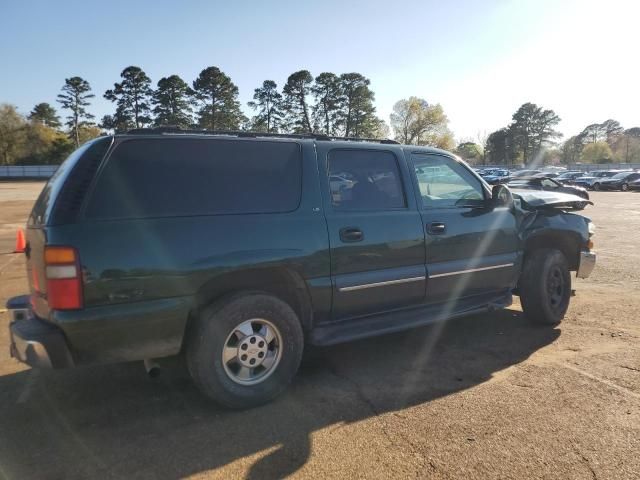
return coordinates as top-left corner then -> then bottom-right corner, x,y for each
29,137 -> 112,226
84,138 -> 302,219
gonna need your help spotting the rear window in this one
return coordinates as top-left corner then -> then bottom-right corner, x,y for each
84,138 -> 302,219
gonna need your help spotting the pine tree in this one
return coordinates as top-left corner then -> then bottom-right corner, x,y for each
337,73 -> 377,138
311,73 -> 341,135
104,66 -> 153,131
28,103 -> 61,129
57,77 -> 95,147
247,80 -> 283,132
152,75 -> 194,128
192,66 -> 244,130
282,70 -> 313,133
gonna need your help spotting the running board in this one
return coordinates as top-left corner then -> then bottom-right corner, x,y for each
310,292 -> 512,346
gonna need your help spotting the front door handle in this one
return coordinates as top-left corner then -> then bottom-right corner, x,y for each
427,222 -> 446,235
340,227 -> 364,243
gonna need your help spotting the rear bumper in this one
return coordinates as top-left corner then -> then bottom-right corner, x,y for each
6,296 -> 74,369
576,250 -> 596,279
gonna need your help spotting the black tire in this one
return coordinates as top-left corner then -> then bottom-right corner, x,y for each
187,293 -> 304,409
592,183 -> 600,191
519,248 -> 571,325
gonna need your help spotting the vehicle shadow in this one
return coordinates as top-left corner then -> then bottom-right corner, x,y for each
0,309 -> 559,479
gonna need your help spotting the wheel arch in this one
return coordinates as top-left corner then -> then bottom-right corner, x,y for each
523,230 -> 582,271
181,267 -> 313,351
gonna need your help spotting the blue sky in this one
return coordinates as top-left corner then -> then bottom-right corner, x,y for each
1,0 -> 638,141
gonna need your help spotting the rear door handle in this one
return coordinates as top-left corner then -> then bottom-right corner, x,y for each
339,227 -> 364,243
427,222 -> 446,235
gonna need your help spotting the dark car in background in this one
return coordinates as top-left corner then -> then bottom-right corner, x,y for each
598,171 -> 640,191
511,169 -> 542,178
479,168 -> 510,185
555,171 -> 585,185
507,176 -> 590,208
531,172 -> 560,179
574,170 -> 629,191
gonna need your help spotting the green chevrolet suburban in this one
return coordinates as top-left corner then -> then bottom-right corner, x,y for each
7,129 -> 596,408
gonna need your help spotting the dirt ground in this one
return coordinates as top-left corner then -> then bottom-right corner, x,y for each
0,182 -> 638,479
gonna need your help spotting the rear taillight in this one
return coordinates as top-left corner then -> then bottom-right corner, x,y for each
44,246 -> 83,310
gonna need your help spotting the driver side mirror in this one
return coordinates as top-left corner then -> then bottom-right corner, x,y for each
491,184 -> 514,208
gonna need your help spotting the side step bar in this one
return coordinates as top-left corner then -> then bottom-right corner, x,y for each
310,292 -> 512,346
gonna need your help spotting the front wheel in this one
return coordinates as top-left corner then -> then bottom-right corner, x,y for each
621,183 -> 629,191
187,293 -> 304,408
519,249 -> 571,325
592,183 -> 601,191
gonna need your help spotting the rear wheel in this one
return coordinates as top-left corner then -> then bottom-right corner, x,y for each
187,293 -> 304,408
519,248 -> 571,325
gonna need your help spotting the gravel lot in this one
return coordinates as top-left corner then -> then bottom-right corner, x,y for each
0,182 -> 638,479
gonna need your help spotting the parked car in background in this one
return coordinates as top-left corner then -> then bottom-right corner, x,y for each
532,172 -> 560,179
541,166 -> 567,174
507,176 -> 590,209
629,178 -> 640,191
574,170 -> 629,191
479,168 -> 510,185
598,171 -> 640,191
511,169 -> 541,178
555,171 -> 585,184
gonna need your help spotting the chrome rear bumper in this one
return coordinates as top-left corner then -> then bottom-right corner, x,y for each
6,295 -> 74,369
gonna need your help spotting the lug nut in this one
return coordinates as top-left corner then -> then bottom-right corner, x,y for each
250,358 -> 256,365
258,341 -> 265,348
241,344 -> 248,351
241,354 -> 247,361
250,337 -> 256,344
258,352 -> 264,358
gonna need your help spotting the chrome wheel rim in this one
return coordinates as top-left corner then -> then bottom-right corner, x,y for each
222,318 -> 283,385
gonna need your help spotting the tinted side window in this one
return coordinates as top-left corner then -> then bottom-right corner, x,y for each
328,149 -> 405,210
85,139 -> 302,219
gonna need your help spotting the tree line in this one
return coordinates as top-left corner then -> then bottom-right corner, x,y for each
4,64 -> 637,167
0,65 -> 459,165
458,103 -> 640,166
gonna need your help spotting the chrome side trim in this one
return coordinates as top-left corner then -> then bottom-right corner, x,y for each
339,276 -> 426,292
429,263 -> 514,279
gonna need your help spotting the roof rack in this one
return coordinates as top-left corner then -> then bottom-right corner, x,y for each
125,126 -> 400,145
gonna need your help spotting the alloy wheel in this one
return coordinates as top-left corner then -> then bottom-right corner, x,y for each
221,318 -> 283,385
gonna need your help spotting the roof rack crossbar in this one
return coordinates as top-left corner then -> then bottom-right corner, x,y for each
125,127 -> 399,144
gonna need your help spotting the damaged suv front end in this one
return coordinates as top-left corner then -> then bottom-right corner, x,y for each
512,189 -> 596,280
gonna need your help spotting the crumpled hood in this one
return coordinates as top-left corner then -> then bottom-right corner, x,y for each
511,189 -> 593,209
